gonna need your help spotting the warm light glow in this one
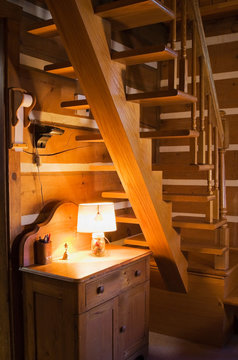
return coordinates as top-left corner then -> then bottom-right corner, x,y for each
77,202 -> 117,233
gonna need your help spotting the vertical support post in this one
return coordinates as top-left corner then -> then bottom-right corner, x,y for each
198,56 -> 206,164
179,0 -> 188,92
168,0 -> 177,90
190,20 -> 198,164
213,126 -> 220,220
219,111 -> 228,220
205,94 -> 213,223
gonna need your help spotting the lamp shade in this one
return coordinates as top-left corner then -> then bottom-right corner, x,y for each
77,202 -> 117,233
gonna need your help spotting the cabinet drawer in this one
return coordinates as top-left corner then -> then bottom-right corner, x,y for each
85,270 -> 121,309
85,259 -> 146,310
121,259 -> 146,290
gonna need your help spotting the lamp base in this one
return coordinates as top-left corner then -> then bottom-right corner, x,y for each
91,232 -> 105,257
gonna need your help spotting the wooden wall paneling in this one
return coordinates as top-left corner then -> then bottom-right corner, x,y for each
126,64 -> 158,92
0,16 -> 11,360
19,66 -> 80,115
150,273 -> 229,346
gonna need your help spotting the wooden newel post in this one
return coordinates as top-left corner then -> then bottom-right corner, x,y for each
219,111 -> 229,220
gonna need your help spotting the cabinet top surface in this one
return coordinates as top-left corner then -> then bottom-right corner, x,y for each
20,246 -> 151,282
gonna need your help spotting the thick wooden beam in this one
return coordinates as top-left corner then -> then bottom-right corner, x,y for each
46,0 -> 188,292
0,18 -> 12,360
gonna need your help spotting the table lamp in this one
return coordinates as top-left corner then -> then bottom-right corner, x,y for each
77,202 -> 117,256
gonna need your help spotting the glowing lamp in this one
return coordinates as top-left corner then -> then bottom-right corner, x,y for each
77,202 -> 116,256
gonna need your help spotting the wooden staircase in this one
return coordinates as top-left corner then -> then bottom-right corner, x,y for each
28,0 -> 238,345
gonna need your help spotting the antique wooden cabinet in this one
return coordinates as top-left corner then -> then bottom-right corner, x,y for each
21,247 -> 151,360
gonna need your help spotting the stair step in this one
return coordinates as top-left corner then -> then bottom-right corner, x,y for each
75,134 -> 103,142
112,45 -> 177,65
44,61 -> 75,79
224,287 -> 238,306
152,163 -> 214,172
95,0 -> 175,31
181,241 -> 227,255
102,191 -> 128,199
172,216 -> 227,230
27,19 -> 57,37
141,129 -> 199,139
61,99 -> 90,110
127,89 -> 197,106
163,193 -> 216,203
124,233 -> 149,248
116,212 -> 139,224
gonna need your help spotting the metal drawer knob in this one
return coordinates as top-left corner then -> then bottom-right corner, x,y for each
120,325 -> 126,333
135,269 -> 141,277
97,285 -> 104,294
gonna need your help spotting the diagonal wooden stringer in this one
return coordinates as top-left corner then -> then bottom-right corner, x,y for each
46,0 -> 188,293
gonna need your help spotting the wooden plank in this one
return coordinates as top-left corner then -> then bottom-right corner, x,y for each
141,129 -> 199,139
127,89 -> 197,106
200,1 -> 238,17
0,18 -> 11,360
61,99 -> 89,110
112,45 -> 177,65
94,0 -> 175,30
116,213 -> 139,224
172,216 -> 227,230
102,191 -> 128,199
27,19 -> 57,37
44,61 -> 75,79
163,193 -> 216,202
46,0 -> 188,293
181,242 -> 227,255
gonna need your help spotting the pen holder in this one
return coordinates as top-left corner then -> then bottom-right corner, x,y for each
34,240 -> 52,265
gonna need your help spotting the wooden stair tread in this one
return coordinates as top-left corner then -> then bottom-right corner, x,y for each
224,287 -> 238,306
152,163 -> 214,172
172,216 -> 227,230
163,193 -> 216,202
27,19 -> 57,37
111,45 -> 177,65
61,99 -> 89,110
102,191 -> 128,199
116,212 -> 139,224
95,0 -> 175,30
44,61 -> 75,79
75,134 -> 103,142
141,129 -> 199,139
127,89 -> 197,106
181,241 -> 227,255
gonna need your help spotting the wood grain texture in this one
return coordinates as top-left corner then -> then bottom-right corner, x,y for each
112,45 -> 177,65
46,0 -> 188,292
140,129 -> 199,139
127,89 -> 197,106
94,0 -> 175,30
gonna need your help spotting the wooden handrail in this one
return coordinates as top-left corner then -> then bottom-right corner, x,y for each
190,0 -> 224,145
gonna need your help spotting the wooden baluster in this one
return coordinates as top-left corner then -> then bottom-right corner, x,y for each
190,20 -> 198,164
168,0 -> 177,90
198,56 -> 206,164
219,110 -> 229,220
205,94 -> 213,223
179,0 -> 188,92
213,126 -> 220,220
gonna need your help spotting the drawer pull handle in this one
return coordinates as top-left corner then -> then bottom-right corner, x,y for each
97,285 -> 104,294
135,270 -> 141,277
120,325 -> 126,333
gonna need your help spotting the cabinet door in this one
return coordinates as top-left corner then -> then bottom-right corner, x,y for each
78,298 -> 118,360
118,282 -> 149,360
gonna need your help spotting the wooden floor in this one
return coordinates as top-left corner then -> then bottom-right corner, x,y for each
148,332 -> 238,360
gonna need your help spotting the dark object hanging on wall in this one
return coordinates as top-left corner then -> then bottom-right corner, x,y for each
29,123 -> 64,148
